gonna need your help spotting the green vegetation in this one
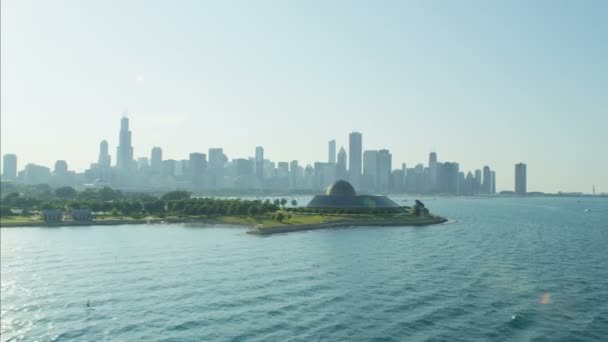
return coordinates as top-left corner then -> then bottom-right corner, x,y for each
1,183 -> 442,230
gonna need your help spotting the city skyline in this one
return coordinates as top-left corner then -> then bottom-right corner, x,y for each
3,115 -> 522,196
0,112 -> 600,195
2,1 -> 607,193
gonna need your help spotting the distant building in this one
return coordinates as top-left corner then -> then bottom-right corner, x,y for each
162,159 -> 176,177
189,153 -> 206,185
98,140 -> 111,169
377,149 -> 392,193
289,160 -> 299,189
328,140 -> 336,164
515,163 -> 527,195
2,154 -> 17,181
255,146 -> 264,180
482,166 -> 492,194
439,162 -> 459,194
336,147 -> 347,180
208,148 -> 226,188
348,132 -> 362,188
22,164 -> 52,184
54,160 -> 68,175
491,171 -> 496,194
71,209 -> 92,221
150,147 -> 163,175
362,150 -> 378,191
41,209 -> 63,222
116,116 -> 134,170
307,180 -> 400,209
429,152 -> 438,192
314,162 -> 336,190
137,157 -> 150,171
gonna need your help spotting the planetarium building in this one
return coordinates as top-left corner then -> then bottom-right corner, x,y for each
307,180 -> 400,209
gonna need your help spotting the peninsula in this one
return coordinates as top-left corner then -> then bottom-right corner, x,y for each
0,181 -> 447,233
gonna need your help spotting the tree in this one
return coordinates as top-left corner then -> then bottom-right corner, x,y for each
291,199 -> 298,207
144,200 -> 166,215
275,212 -> 285,221
99,187 -> 122,201
0,206 -> 13,217
161,190 -> 191,201
248,205 -> 259,216
273,199 -> 280,207
280,198 -> 287,208
55,186 -> 77,199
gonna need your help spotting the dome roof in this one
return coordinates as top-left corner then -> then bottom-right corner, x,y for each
326,180 -> 356,196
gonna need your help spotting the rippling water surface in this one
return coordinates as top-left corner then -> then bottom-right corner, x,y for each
2,197 -> 608,341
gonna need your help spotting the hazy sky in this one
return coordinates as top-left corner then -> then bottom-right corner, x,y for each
1,0 -> 607,193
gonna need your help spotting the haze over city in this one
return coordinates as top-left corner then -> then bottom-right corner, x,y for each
2,0 -> 607,193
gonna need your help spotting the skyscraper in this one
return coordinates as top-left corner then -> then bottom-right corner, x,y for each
150,147 -> 163,175
98,140 -> 111,169
328,140 -> 336,164
515,163 -> 527,195
289,160 -> 299,189
348,132 -> 362,188
116,116 -> 134,170
255,146 -> 264,180
491,171 -> 496,194
363,150 -> 379,191
429,152 -> 438,192
378,149 -> 392,193
482,166 -> 492,194
189,153 -> 206,185
2,154 -> 17,180
336,147 -> 347,180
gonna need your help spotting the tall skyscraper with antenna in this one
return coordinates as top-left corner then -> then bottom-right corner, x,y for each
116,115 -> 134,170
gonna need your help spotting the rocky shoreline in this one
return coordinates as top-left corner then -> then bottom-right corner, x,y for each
248,216 -> 448,235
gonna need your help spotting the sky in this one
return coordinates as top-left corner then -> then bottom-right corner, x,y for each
1,0 -> 607,193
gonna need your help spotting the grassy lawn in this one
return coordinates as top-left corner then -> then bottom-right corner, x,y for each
219,211 -> 421,229
0,216 -> 40,223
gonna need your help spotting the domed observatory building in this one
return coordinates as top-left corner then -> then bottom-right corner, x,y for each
307,180 -> 400,209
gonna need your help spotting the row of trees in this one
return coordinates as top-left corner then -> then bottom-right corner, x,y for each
1,188 -> 302,218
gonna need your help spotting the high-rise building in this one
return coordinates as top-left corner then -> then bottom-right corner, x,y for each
255,146 -> 264,180
482,166 -> 492,194
429,152 -> 438,192
54,160 -> 68,175
474,169 -> 482,194
2,154 -> 17,180
515,163 -> 527,195
328,140 -> 336,164
491,171 -> 496,194
440,162 -> 459,194
348,132 -> 362,188
378,149 -> 392,193
208,148 -> 226,188
189,153 -> 206,185
116,116 -> 134,170
161,159 -> 176,177
363,150 -> 379,191
98,140 -> 111,169
289,160 -> 299,189
336,147 -> 347,180
208,148 -> 226,171
150,147 -> 163,175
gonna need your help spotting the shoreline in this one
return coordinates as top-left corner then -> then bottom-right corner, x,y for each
0,216 -> 448,234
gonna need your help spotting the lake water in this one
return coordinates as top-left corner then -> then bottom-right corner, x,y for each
2,196 -> 608,341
